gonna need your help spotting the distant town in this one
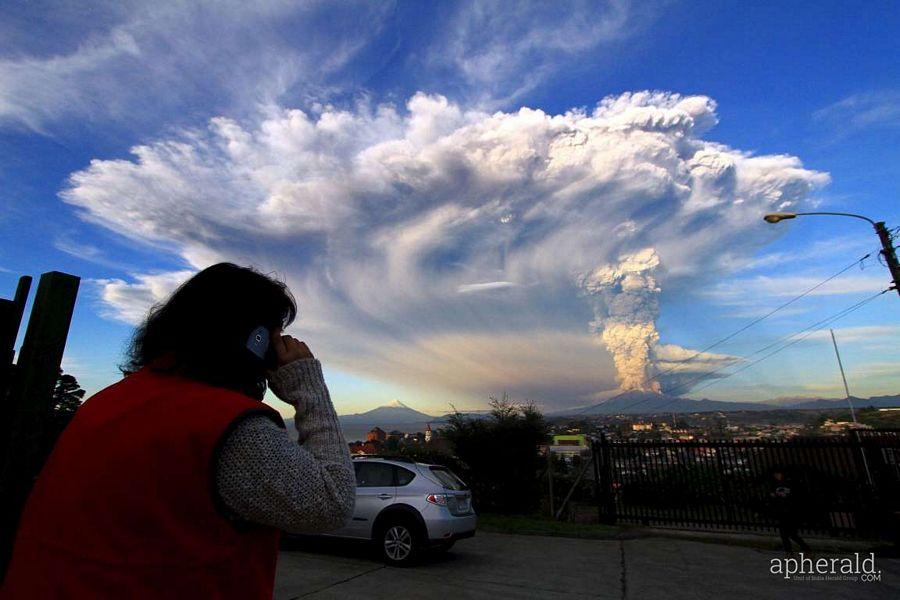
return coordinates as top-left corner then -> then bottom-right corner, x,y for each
343,399 -> 900,456
543,406 -> 900,444
347,423 -> 443,455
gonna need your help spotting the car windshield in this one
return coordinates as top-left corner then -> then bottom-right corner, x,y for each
429,466 -> 468,491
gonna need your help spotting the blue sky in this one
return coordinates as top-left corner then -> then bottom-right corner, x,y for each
1,0 -> 898,415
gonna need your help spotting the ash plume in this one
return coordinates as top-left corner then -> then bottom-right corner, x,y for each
580,248 -> 662,393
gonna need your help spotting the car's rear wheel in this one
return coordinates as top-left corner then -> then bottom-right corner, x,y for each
376,518 -> 421,566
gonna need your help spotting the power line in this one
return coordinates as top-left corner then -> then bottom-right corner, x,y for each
572,253 -> 875,416
627,288 -> 890,414
650,252 -> 871,381
682,288 -> 889,397
662,288 -> 885,398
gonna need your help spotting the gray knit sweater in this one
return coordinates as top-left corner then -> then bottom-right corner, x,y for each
213,358 -> 355,534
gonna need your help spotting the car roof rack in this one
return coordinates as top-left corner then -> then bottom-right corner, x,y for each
351,454 -> 416,463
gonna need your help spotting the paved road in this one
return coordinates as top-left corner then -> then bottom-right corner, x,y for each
275,532 -> 900,599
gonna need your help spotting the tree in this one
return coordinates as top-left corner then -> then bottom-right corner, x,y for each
442,394 -> 549,514
51,369 -> 85,416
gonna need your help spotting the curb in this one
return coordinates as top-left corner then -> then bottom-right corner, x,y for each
479,522 -> 892,554
614,526 -> 887,553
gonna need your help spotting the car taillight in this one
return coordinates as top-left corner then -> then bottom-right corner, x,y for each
426,493 -> 448,506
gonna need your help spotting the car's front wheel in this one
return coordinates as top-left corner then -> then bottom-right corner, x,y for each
377,519 -> 421,566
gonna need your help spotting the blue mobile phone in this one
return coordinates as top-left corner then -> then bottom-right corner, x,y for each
246,326 -> 270,361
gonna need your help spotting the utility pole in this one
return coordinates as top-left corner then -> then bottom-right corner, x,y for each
874,221 -> 900,297
829,329 -> 856,424
764,212 -> 900,298
829,328 -> 874,487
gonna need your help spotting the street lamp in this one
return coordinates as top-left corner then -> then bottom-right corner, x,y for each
763,211 -> 900,297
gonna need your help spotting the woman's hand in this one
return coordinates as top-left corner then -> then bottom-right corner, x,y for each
271,333 -> 314,368
266,333 -> 319,408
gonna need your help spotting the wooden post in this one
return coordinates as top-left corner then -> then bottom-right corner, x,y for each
0,276 -> 32,405
6,272 -> 80,416
0,271 -> 79,579
593,439 -> 602,524
547,447 -> 555,517
595,433 -> 617,525
555,454 -> 594,520
0,277 -> 32,452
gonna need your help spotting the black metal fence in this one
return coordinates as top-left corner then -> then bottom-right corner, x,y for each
591,431 -> 900,539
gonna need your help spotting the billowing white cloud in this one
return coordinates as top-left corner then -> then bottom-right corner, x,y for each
62,91 -> 829,407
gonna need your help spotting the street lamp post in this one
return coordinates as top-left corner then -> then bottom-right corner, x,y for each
763,211 -> 900,297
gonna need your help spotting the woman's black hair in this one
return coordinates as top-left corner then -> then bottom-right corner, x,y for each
122,263 -> 297,399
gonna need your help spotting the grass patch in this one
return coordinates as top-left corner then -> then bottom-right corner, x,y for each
478,513 -> 621,539
477,514 -> 884,552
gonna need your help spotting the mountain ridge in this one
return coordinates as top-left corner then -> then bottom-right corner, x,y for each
338,401 -> 435,425
549,392 -> 900,416
339,393 -> 900,424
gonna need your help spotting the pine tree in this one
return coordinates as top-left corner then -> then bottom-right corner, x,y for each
52,369 -> 85,415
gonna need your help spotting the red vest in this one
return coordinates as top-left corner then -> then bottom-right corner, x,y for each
1,367 -> 285,599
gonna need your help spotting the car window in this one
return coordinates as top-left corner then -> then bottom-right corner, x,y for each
354,462 -> 395,487
395,466 -> 416,486
429,466 -> 468,490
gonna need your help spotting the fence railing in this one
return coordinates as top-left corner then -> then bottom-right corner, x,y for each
590,431 -> 900,539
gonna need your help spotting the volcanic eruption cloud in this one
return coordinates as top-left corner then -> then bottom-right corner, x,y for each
67,92 -> 829,407
579,248 -> 662,393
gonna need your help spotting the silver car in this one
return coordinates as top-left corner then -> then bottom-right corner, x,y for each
321,456 -> 477,565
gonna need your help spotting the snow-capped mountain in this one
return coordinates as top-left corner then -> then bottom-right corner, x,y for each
338,399 -> 435,425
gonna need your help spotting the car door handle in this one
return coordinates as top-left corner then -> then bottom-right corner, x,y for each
377,494 -> 392,500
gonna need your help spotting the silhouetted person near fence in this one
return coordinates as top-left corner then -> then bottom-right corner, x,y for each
769,468 -> 810,555
1,263 -> 354,599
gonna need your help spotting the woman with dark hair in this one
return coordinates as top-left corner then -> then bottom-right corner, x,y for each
2,263 -> 355,599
